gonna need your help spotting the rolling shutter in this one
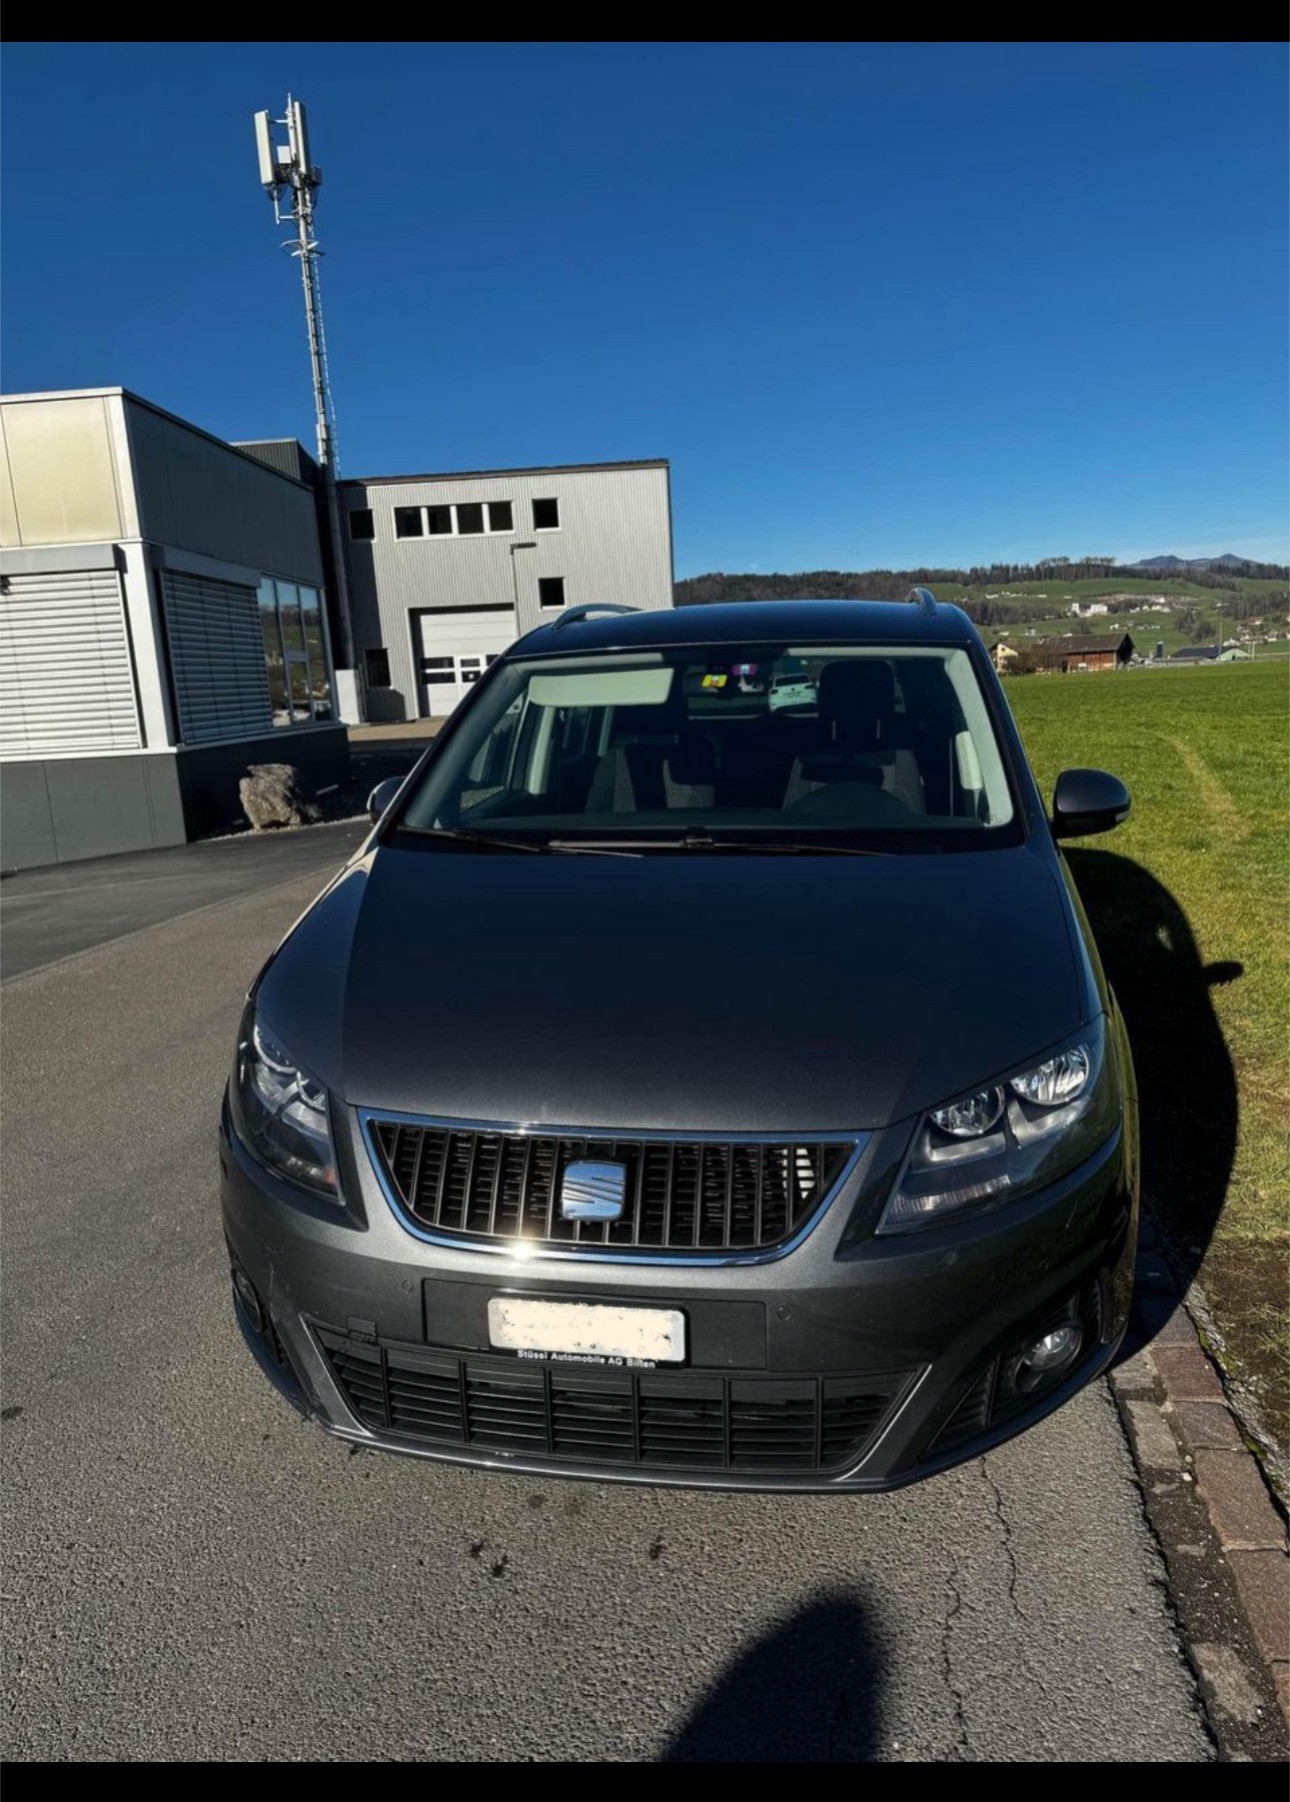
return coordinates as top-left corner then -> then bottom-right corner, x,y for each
161,571 -> 272,744
0,568 -> 142,757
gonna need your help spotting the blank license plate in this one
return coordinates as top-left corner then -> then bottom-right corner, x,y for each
487,1297 -> 686,1366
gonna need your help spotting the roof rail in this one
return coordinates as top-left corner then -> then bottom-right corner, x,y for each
549,602 -> 640,631
907,586 -> 937,614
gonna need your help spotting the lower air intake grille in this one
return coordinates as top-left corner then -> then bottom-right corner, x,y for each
931,1365 -> 995,1453
317,1328 -> 909,1476
928,1279 -> 1105,1457
365,1120 -> 856,1255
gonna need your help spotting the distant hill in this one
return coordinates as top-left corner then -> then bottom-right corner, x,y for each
1127,552 -> 1259,572
676,556 -> 1290,611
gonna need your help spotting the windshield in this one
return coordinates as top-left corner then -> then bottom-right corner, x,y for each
396,642 -> 1019,849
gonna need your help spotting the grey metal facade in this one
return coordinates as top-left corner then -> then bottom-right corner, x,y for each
233,437 -> 322,486
340,460 -> 673,721
125,400 -> 325,587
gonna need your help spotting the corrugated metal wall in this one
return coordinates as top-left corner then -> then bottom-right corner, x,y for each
126,399 -> 325,586
160,571 -> 273,744
340,463 -> 672,721
232,439 -> 319,486
0,568 -> 141,757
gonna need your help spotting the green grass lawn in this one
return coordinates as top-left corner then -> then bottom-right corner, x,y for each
1003,662 -> 1289,1455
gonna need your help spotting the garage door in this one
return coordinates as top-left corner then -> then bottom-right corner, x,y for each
414,608 -> 516,718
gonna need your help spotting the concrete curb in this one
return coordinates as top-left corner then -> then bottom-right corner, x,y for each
1111,1213 -> 1289,1760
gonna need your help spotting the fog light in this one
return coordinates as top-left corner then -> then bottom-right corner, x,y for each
1017,1323 -> 1082,1390
232,1266 -> 263,1333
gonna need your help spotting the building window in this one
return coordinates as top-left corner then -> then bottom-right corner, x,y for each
348,508 -> 375,540
258,576 -> 333,726
365,647 -> 392,688
391,500 -> 515,539
298,586 -> 333,720
538,576 -> 566,610
533,497 -> 560,532
258,578 -> 289,725
421,656 -> 455,685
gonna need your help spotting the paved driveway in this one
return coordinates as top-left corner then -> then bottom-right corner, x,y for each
0,846 -> 1212,1760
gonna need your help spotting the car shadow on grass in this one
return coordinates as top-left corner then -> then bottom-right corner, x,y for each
1065,849 -> 1243,1335
661,1590 -> 883,1762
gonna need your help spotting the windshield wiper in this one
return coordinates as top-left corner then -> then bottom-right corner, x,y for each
400,825 -> 547,853
548,832 -> 892,857
402,826 -> 640,856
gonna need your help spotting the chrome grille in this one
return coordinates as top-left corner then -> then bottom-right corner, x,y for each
365,1119 -> 857,1255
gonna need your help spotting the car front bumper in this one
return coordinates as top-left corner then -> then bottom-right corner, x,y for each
219,1095 -> 1137,1492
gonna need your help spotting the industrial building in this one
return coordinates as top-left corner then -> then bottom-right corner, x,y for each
339,459 -> 674,719
0,387 -> 349,870
0,385 -> 675,870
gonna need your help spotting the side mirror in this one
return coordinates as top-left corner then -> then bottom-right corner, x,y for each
367,776 -> 404,825
1052,768 -> 1131,839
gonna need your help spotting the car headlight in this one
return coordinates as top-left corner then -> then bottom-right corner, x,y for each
878,1017 -> 1117,1234
230,1004 -> 338,1197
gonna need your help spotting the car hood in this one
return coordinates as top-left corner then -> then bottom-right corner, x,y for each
256,841 -> 1086,1133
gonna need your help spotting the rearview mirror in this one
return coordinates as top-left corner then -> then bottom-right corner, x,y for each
1052,768 -> 1131,839
368,776 -> 404,825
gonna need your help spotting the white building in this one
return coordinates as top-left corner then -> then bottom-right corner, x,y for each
339,460 -> 674,720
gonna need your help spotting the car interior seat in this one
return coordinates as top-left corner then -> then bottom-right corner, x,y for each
783,661 -> 926,813
586,689 -> 717,812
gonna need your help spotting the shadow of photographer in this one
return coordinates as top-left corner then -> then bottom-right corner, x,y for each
662,1590 -> 883,1762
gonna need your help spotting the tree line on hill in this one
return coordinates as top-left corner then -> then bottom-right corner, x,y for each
1217,591 -> 1289,621
675,558 -> 1290,610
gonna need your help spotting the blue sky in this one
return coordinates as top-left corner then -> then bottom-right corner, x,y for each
3,41 -> 1287,575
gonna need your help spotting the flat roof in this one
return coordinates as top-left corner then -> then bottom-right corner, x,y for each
515,598 -> 977,655
340,458 -> 669,488
0,386 -> 315,492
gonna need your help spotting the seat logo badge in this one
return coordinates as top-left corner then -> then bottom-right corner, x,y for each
560,1160 -> 627,1222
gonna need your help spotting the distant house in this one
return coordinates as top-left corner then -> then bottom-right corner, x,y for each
989,640 -> 1021,671
1068,600 -> 1109,617
1033,633 -> 1134,673
1168,646 -> 1219,663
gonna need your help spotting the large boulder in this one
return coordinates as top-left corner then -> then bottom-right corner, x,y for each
239,763 -> 321,830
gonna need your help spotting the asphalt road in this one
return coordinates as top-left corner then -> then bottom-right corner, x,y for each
0,820 -> 369,980
1,852 -> 1213,1761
